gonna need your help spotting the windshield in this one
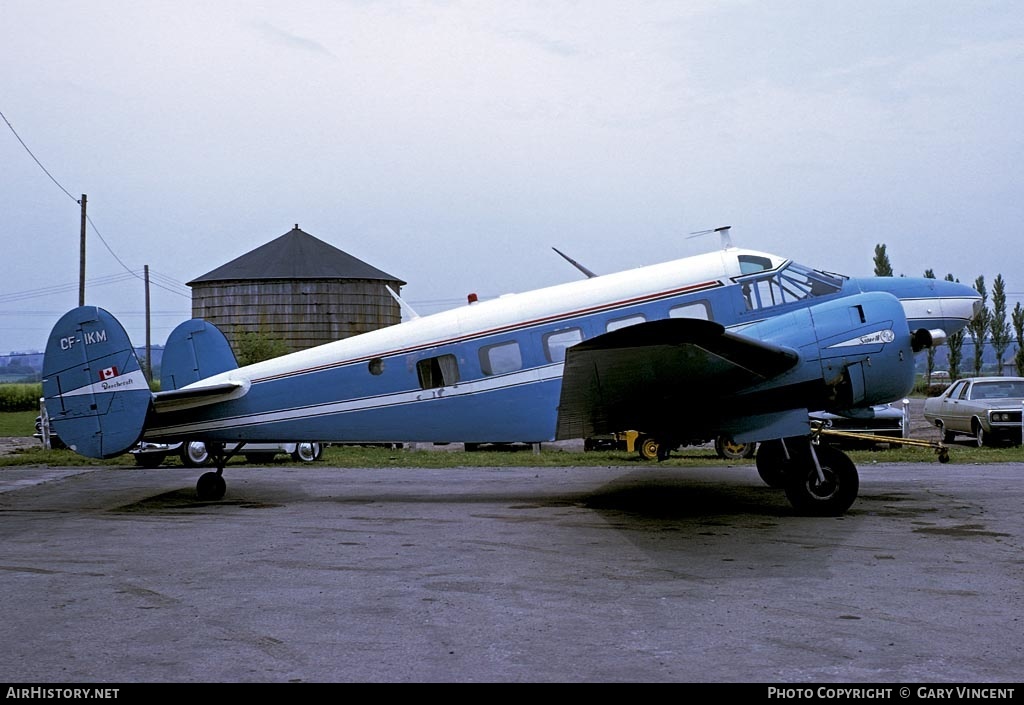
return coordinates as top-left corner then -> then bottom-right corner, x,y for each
738,261 -> 845,312
971,381 -> 1024,400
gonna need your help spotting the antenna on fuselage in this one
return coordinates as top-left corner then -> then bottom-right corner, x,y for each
552,247 -> 598,279
386,285 -> 420,320
688,225 -> 733,250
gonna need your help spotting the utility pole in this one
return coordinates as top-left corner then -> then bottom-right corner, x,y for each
78,194 -> 87,306
144,264 -> 152,381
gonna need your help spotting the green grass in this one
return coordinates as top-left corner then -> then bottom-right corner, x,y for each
0,410 -> 37,437
3,411 -> 1022,469
3,436 -> 1022,469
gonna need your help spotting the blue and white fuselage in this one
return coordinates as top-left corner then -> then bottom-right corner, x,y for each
134,247 -> 979,446
42,243 -> 982,512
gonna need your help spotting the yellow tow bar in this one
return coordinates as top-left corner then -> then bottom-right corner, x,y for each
809,421 -> 950,464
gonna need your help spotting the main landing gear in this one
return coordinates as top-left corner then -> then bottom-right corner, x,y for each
755,436 -> 859,516
194,442 -> 244,501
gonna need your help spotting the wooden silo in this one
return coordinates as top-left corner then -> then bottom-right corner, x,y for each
187,225 -> 406,354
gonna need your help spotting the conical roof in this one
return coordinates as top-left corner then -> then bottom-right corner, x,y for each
188,226 -> 405,285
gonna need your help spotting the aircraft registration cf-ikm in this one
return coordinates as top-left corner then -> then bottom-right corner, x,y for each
43,233 -> 981,515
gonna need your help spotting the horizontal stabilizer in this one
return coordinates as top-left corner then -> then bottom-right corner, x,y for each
42,307 -> 151,458
151,380 -> 248,414
556,318 -> 800,439
160,319 -> 238,391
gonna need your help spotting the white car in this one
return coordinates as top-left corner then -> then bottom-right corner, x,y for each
809,403 -> 908,448
132,440 -> 324,468
923,377 -> 1024,447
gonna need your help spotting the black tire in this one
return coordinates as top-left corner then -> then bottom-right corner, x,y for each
972,420 -> 986,448
291,442 -> 322,463
784,445 -> 859,517
180,441 -> 211,467
754,438 -> 801,488
715,436 -> 756,460
936,421 -> 955,444
636,435 -> 660,461
134,452 -> 167,468
196,472 -> 226,501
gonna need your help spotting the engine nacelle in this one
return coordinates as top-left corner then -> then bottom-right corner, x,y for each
911,328 -> 948,352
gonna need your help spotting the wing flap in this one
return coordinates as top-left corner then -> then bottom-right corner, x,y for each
555,318 -> 799,439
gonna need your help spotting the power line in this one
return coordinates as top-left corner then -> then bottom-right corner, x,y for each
0,270 -> 191,304
0,273 -> 138,304
0,109 -> 78,203
2,107 -> 151,290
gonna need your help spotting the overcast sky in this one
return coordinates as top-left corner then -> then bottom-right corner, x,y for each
3,1 -> 1022,354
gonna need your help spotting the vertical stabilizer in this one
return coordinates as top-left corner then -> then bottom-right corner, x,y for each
42,307 -> 151,458
160,319 -> 238,391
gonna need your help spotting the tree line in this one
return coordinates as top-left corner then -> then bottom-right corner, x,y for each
874,243 -> 1024,382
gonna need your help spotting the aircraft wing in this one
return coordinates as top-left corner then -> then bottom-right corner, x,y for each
555,318 -> 800,439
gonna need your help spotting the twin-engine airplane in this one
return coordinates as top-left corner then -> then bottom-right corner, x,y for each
42,235 -> 981,515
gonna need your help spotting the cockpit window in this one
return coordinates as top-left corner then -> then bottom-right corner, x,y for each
738,255 -> 773,274
739,261 -> 844,312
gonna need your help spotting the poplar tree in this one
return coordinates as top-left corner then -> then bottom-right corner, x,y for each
873,244 -> 894,277
967,276 -> 990,377
990,274 -> 1012,375
1012,302 -> 1024,376
945,274 -> 965,381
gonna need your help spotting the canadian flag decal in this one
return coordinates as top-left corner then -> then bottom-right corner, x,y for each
99,366 -> 119,381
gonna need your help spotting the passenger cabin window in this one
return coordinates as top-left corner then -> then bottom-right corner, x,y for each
544,328 -> 583,363
416,354 -> 460,389
669,301 -> 711,321
606,314 -> 646,332
740,262 -> 843,312
479,341 -> 523,376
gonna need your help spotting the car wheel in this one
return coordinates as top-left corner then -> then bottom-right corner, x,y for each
714,436 -> 756,460
973,420 -> 986,448
936,421 -> 955,444
291,442 -> 322,463
180,441 -> 211,467
636,435 -> 660,461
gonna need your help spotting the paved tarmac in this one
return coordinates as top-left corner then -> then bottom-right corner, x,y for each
0,459 -> 1021,684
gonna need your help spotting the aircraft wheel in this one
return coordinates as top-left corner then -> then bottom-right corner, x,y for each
196,472 -> 226,501
134,452 -> 167,469
637,435 -> 660,461
784,445 -> 858,516
715,436 -> 756,460
180,441 -> 211,467
754,439 -> 800,488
